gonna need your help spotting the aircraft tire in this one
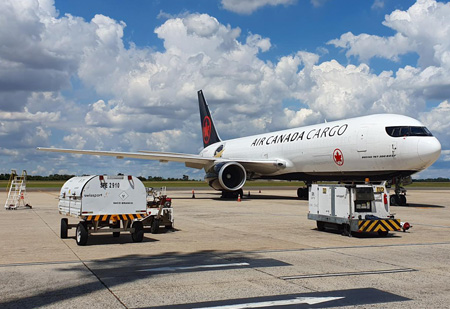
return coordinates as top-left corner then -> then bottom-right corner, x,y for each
60,218 -> 68,239
76,222 -> 88,246
297,188 -> 308,199
399,195 -> 407,206
390,195 -> 398,206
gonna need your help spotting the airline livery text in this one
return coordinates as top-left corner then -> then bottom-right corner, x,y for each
250,124 -> 348,147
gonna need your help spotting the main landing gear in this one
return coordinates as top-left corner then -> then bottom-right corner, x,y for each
221,189 -> 244,199
297,183 -> 310,199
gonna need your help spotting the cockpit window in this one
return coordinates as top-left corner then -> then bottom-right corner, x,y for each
385,126 -> 433,137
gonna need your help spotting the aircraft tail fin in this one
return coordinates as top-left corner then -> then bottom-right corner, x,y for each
198,90 -> 221,148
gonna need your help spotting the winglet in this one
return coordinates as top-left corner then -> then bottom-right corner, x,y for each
198,90 -> 221,148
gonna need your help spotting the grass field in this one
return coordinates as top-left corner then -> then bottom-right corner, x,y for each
0,180 -> 449,189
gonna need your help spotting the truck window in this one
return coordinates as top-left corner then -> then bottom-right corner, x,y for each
354,187 -> 374,212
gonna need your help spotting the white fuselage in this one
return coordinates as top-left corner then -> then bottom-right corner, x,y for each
200,114 -> 441,181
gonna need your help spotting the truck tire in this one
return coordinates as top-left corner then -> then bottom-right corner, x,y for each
76,222 -> 88,246
316,221 -> 325,231
112,221 -> 120,237
131,221 -> 144,242
151,219 -> 160,234
61,218 -> 68,239
378,230 -> 389,237
165,223 -> 173,230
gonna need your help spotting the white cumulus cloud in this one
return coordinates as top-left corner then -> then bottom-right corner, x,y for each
221,0 -> 296,14
0,0 -> 449,179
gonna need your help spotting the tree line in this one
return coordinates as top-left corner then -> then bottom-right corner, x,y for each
0,173 -> 201,181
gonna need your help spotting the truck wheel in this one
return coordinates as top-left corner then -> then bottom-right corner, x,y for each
151,219 -> 160,234
76,222 -> 88,246
316,221 -> 325,231
378,230 -> 389,237
61,218 -> 68,239
112,221 -> 120,237
131,221 -> 144,242
342,224 -> 352,237
165,223 -> 173,230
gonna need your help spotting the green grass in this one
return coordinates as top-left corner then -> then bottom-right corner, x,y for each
406,182 -> 450,188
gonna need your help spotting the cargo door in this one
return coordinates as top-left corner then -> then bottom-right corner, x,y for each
318,186 -> 333,216
334,186 -> 350,218
357,127 -> 368,152
308,185 -> 319,214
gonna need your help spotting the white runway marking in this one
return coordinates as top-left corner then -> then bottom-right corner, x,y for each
194,296 -> 345,308
138,262 -> 250,272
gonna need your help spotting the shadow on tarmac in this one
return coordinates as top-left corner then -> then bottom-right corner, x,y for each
312,228 -> 402,239
0,251 -> 289,308
391,203 -> 445,208
176,193 -> 301,201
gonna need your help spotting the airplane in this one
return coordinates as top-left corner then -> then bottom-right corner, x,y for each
38,90 -> 441,205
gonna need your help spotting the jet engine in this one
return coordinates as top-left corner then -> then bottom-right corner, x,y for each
205,162 -> 247,191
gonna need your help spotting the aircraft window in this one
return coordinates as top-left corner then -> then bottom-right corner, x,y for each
385,126 -> 433,137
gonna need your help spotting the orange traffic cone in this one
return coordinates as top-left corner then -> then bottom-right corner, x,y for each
237,194 -> 241,202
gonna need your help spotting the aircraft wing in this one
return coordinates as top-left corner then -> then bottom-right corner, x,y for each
37,147 -> 282,172
37,147 -> 213,169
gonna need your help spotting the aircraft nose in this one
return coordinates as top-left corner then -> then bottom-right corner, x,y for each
417,137 -> 441,166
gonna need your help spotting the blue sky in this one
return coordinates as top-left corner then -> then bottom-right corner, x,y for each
0,0 -> 449,180
55,0 -> 416,69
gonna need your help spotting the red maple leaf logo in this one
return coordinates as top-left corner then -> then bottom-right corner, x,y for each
333,148 -> 344,166
203,116 -> 211,144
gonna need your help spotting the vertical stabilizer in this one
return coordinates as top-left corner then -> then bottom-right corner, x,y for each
198,90 -> 221,148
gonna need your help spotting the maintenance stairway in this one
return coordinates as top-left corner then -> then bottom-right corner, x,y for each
4,170 -> 32,210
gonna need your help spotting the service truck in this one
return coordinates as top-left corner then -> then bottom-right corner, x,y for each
308,183 -> 406,236
58,175 -> 149,245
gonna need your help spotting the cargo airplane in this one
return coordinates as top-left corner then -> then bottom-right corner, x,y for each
38,90 -> 441,205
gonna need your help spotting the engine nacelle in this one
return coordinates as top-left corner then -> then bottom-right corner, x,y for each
205,162 -> 247,191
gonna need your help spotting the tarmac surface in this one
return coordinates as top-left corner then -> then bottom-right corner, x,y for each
0,188 -> 449,308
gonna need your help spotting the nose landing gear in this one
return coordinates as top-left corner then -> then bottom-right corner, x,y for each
389,177 -> 409,206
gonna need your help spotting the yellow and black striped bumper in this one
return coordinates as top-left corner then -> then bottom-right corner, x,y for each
84,214 -> 145,221
358,219 -> 401,233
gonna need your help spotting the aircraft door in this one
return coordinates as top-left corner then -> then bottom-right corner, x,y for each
357,127 -> 368,152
